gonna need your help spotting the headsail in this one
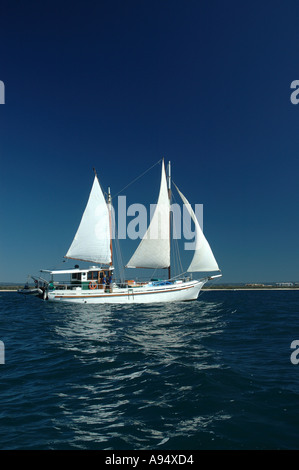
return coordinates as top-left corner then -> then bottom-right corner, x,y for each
126,160 -> 170,269
65,175 -> 112,264
174,184 -> 220,272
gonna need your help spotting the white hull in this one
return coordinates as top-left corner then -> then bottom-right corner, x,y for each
46,279 -> 206,304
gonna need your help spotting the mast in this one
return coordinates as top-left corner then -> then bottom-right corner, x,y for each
167,160 -> 171,280
94,166 -> 113,267
107,186 -> 113,267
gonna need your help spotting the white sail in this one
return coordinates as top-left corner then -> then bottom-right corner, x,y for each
175,185 -> 219,272
126,160 -> 170,269
65,175 -> 112,264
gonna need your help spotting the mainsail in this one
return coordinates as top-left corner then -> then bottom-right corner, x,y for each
126,160 -> 170,269
174,184 -> 220,272
65,175 -> 112,264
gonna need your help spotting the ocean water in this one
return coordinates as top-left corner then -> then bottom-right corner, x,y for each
0,290 -> 299,450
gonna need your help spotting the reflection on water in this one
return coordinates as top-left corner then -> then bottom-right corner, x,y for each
52,299 -> 226,366
47,299 -> 228,449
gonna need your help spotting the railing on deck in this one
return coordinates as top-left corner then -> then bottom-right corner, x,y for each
47,276 -> 190,291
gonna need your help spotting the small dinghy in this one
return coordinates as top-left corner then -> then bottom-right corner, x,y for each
17,281 -> 43,296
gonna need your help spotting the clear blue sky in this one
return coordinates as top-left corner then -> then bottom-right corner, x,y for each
0,0 -> 298,283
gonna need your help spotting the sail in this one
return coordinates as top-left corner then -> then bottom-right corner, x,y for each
126,160 -> 170,269
175,184 -> 220,272
65,175 -> 112,264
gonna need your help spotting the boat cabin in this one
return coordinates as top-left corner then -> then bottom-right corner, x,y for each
41,266 -> 114,291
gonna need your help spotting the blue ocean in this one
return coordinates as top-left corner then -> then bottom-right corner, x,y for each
0,290 -> 299,450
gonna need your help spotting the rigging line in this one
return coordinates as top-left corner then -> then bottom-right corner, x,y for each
173,237 -> 183,276
111,159 -> 162,199
170,271 -> 188,280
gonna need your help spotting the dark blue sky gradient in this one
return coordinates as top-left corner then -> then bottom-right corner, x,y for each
0,0 -> 298,282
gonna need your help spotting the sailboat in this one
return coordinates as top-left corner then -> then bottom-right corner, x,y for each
37,160 -> 221,303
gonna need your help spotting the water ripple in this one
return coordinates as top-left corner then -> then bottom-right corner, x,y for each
1,291 -> 299,449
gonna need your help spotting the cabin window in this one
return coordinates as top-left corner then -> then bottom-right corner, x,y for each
72,273 -> 81,281
87,271 -> 98,280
